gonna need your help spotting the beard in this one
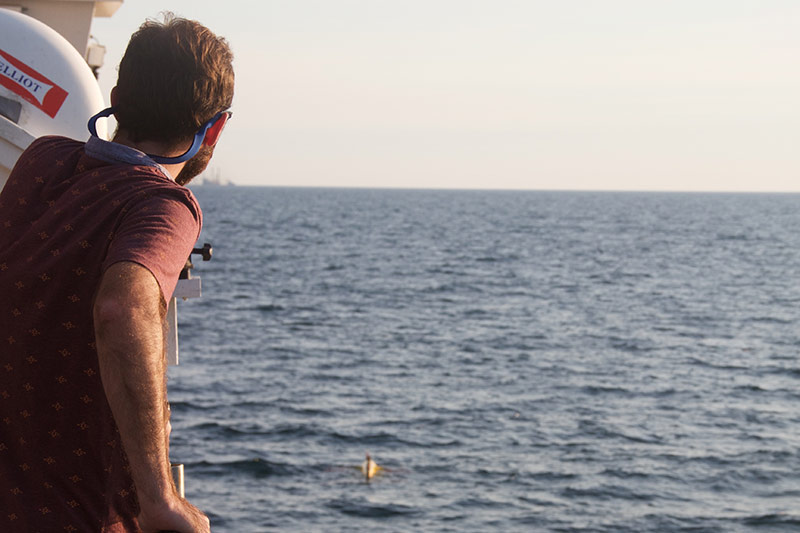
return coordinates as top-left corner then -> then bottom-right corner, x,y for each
175,144 -> 214,186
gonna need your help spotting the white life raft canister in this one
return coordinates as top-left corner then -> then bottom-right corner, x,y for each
0,7 -> 105,189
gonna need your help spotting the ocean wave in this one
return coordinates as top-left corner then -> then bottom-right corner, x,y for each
178,188 -> 800,531
326,497 -> 420,518
188,457 -> 299,478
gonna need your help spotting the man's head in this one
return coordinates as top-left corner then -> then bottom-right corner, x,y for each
114,14 -> 234,182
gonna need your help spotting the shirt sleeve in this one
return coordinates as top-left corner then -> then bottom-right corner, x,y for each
102,189 -> 202,301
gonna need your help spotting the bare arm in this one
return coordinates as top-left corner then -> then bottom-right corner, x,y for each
93,261 -> 209,533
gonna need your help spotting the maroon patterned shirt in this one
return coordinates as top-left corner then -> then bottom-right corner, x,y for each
0,136 -> 202,532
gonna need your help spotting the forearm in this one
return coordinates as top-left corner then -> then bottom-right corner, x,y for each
95,308 -> 174,505
93,262 -> 176,509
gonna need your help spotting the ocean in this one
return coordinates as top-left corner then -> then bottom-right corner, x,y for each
169,187 -> 800,532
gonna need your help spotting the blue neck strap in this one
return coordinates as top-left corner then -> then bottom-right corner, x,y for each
87,107 -> 225,164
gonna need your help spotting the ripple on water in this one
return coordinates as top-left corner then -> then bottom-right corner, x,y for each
173,188 -> 800,532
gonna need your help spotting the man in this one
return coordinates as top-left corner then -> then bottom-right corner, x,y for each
0,15 -> 233,532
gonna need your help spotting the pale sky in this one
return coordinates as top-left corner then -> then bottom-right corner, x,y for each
91,1 -> 800,192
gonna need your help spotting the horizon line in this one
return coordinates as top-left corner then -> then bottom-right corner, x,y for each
189,183 -> 800,195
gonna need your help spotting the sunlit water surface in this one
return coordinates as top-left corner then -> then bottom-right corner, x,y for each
170,188 -> 800,532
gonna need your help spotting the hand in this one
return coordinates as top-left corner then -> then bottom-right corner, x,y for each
137,496 -> 210,533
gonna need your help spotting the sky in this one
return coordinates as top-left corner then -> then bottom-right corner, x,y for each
90,0 -> 800,192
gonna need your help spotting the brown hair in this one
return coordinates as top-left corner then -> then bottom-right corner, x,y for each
114,14 -> 234,146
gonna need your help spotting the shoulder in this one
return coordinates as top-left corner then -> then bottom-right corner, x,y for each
12,135 -> 84,176
24,135 -> 84,158
128,175 -> 202,227
102,182 -> 202,301
4,136 -> 85,196
109,175 -> 203,247
96,164 -> 202,218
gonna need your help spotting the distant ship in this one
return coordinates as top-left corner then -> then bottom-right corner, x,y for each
195,166 -> 235,187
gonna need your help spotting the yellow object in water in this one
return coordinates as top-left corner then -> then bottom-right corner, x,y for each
361,452 -> 381,481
